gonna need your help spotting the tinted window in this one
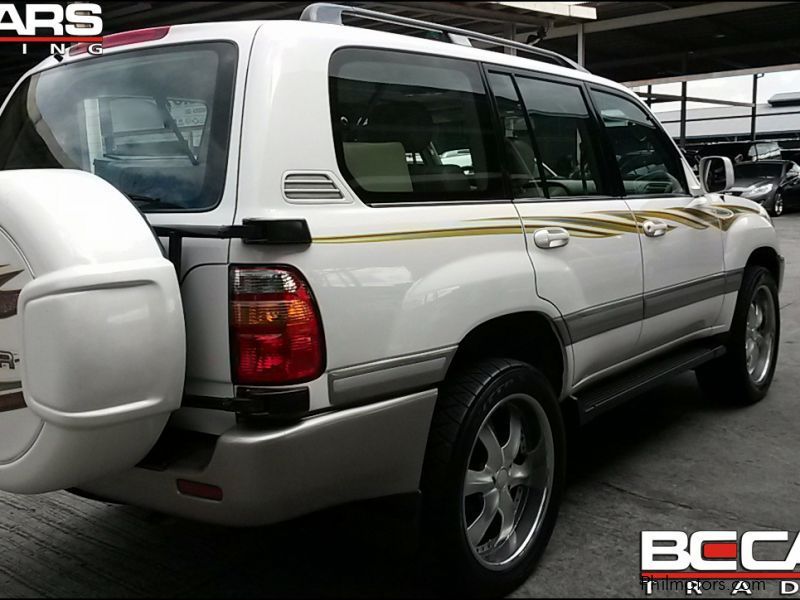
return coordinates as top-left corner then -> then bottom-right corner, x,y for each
329,48 -> 503,203
591,90 -> 688,196
0,43 -> 237,212
487,72 -> 545,198
734,162 -> 783,179
515,76 -> 606,197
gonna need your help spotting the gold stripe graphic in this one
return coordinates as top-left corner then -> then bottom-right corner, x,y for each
311,203 -> 763,244
314,225 -> 523,244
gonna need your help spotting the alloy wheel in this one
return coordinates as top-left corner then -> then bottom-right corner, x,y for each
462,394 -> 554,569
745,284 -> 777,386
774,194 -> 784,216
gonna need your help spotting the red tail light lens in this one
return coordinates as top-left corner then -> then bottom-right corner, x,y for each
230,267 -> 324,385
176,479 -> 223,501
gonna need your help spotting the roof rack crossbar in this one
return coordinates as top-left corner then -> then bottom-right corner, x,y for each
300,2 -> 587,73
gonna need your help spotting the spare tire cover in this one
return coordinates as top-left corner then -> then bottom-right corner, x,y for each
0,169 -> 185,493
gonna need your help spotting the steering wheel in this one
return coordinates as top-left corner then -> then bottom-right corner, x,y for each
546,181 -> 571,197
633,170 -> 681,194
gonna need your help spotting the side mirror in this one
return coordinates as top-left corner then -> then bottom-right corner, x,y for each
699,155 -> 734,194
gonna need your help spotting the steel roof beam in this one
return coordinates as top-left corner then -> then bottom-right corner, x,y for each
543,1 -> 792,40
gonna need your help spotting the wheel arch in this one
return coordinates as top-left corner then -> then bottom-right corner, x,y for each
446,311 -> 568,399
746,246 -> 782,286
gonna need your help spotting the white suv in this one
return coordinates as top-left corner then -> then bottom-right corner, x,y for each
0,4 -> 783,595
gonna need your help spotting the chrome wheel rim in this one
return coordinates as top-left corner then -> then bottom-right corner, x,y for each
745,285 -> 776,386
462,393 -> 554,569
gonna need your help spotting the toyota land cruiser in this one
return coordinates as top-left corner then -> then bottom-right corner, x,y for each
0,4 -> 783,596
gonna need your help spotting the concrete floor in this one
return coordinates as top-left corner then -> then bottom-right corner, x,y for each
1,214 -> 799,598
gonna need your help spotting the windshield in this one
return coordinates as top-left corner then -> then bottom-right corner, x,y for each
734,162 -> 783,179
0,42 -> 236,211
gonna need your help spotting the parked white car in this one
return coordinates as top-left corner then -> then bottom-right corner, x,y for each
0,4 -> 783,595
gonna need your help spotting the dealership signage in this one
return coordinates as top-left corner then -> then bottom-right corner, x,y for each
642,531 -> 800,595
0,3 -> 103,55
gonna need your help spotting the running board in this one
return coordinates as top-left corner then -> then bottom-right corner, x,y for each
574,342 -> 726,424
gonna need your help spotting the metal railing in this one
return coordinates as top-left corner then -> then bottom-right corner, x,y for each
300,3 -> 586,72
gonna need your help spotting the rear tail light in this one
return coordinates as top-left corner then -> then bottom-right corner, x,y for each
69,26 -> 170,56
230,266 -> 324,385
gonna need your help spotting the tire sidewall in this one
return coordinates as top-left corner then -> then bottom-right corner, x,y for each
427,362 -> 566,594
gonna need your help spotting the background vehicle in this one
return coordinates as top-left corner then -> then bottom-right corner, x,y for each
0,4 -> 783,597
691,140 -> 782,163
726,159 -> 800,216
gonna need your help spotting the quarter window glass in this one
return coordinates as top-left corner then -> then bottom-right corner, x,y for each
515,76 -> 606,197
329,48 -> 503,203
591,90 -> 688,196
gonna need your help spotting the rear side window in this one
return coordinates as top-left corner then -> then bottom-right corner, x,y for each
0,42 -> 237,212
590,89 -> 688,197
487,72 -> 545,199
329,48 -> 504,204
513,75 -> 607,198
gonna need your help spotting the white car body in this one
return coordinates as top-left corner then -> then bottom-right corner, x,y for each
0,15 -> 783,532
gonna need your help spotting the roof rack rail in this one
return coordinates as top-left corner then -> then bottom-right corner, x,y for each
299,2 -> 587,73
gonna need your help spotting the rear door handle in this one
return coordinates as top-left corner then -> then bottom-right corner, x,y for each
533,227 -> 570,249
642,219 -> 668,238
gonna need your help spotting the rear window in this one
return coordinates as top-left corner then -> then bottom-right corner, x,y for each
329,48 -> 504,204
0,42 -> 237,212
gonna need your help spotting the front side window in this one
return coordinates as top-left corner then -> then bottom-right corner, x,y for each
0,43 -> 237,211
591,89 -> 688,197
329,48 -> 503,204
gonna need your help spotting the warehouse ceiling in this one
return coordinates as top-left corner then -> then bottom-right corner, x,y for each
0,1 -> 798,97
538,1 -> 800,84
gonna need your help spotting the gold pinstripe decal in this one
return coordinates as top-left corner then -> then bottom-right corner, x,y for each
310,204 -> 762,244
313,225 -> 523,244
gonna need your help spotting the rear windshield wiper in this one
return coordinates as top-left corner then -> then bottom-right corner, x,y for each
155,96 -> 200,166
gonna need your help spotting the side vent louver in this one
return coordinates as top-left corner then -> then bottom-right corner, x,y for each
283,173 -> 344,202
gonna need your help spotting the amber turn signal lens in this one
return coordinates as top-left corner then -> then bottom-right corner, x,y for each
230,266 -> 324,384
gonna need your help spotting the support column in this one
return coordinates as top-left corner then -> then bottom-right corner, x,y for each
679,80 -> 687,149
577,22 -> 585,66
751,73 -> 761,142
504,22 -> 517,55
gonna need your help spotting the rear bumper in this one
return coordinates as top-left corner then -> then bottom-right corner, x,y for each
80,389 -> 437,526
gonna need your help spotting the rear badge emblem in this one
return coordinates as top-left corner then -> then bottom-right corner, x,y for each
0,266 -> 22,319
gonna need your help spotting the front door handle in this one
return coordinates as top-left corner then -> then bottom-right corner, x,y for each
533,227 -> 570,249
642,219 -> 668,238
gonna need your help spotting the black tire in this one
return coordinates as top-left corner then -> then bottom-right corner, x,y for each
696,266 -> 780,405
420,359 -> 566,598
770,191 -> 784,217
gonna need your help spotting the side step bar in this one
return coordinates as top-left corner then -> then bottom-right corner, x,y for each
574,342 -> 726,424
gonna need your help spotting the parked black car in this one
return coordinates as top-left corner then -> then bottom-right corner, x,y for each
726,160 -> 800,217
